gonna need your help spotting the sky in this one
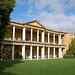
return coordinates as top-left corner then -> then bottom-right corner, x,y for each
10,0 -> 75,33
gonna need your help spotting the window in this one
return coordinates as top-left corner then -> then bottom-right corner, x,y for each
39,34 -> 41,36
39,40 -> 41,42
44,35 -> 46,37
27,38 -> 29,41
50,50 -> 52,55
50,41 -> 52,43
11,36 -> 13,40
44,40 -> 46,42
21,30 -> 22,33
33,33 -> 34,35
45,50 -> 46,55
32,39 -> 34,41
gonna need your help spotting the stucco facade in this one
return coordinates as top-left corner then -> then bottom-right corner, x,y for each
3,20 -> 75,60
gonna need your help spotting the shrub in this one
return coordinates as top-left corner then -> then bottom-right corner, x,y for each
66,50 -> 70,55
64,54 -> 74,59
63,54 -> 69,59
69,54 -> 74,59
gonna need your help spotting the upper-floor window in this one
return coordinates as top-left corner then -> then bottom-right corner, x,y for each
32,39 -> 34,41
27,38 -> 29,41
39,34 -> 40,36
39,40 -> 41,42
50,41 -> 52,43
11,36 -> 13,40
33,33 -> 34,35
45,40 -> 46,42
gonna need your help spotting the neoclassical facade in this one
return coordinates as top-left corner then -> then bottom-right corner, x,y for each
3,20 -> 75,60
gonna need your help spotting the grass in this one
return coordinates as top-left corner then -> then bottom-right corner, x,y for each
0,59 -> 75,75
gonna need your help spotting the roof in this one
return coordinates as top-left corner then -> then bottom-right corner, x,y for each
10,20 -> 75,34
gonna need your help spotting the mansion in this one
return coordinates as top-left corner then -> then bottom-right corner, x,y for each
3,20 -> 75,60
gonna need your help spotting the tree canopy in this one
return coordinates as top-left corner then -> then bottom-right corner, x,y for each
0,0 -> 16,40
64,39 -> 75,59
0,0 -> 16,60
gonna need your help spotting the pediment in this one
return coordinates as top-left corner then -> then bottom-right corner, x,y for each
25,20 -> 45,28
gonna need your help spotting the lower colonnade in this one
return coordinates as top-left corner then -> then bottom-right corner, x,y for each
11,45 -> 65,60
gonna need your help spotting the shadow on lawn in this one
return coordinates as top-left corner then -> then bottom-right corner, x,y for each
0,60 -> 24,75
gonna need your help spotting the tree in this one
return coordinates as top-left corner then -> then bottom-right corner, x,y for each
64,39 -> 75,59
2,46 -> 12,60
0,0 -> 16,60
69,39 -> 75,56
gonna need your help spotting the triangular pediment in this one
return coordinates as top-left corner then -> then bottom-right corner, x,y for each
25,20 -> 45,28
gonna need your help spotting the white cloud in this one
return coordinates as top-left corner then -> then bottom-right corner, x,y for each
34,11 -> 75,33
21,0 -> 75,33
16,0 -> 26,5
66,0 -> 75,8
35,0 -> 66,14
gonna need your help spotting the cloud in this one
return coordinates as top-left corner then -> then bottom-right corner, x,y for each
37,11 -> 75,33
66,0 -> 75,8
16,0 -> 26,5
19,0 -> 75,33
35,0 -> 66,14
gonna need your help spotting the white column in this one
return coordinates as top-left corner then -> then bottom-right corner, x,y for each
48,47 -> 50,59
12,45 -> 14,60
58,34 -> 61,44
53,34 -> 55,44
13,26 -> 15,40
42,47 -> 45,59
53,47 -> 55,58
61,49 -> 62,58
37,30 -> 39,42
22,45 -> 25,60
30,46 -> 32,60
42,31 -> 44,42
31,28 -> 33,41
48,33 -> 50,43
37,46 -> 39,59
22,27 -> 26,40
59,48 -> 61,58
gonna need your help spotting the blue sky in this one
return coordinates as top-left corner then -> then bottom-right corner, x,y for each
10,0 -> 75,33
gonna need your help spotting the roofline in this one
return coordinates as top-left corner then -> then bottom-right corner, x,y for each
10,20 -> 24,24
46,28 -> 67,34
65,32 -> 75,35
10,20 -> 74,35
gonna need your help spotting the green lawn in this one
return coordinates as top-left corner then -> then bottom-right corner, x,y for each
0,59 -> 75,75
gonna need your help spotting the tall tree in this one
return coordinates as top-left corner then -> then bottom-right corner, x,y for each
69,39 -> 75,56
64,39 -> 75,59
0,0 -> 16,60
